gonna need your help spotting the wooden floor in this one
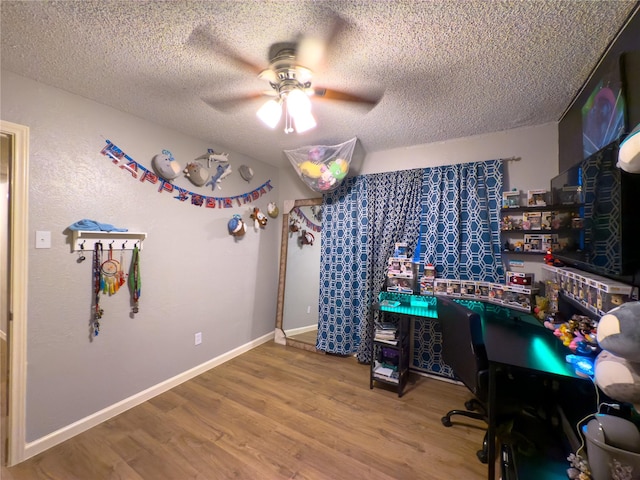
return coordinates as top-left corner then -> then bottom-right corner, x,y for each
2,341 -> 488,480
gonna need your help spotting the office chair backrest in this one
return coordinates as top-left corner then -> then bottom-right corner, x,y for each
437,296 -> 488,399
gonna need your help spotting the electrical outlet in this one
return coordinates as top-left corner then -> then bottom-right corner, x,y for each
307,305 -> 311,314
194,332 -> 202,345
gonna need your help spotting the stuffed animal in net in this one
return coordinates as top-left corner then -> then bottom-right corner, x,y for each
594,301 -> 640,409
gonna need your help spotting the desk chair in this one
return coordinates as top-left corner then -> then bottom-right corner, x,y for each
437,296 -> 489,463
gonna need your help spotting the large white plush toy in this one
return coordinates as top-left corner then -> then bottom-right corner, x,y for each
595,301 -> 640,408
152,150 -> 181,180
618,123 -> 640,174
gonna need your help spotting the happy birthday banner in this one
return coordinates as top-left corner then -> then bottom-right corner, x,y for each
100,140 -> 273,208
291,206 -> 322,232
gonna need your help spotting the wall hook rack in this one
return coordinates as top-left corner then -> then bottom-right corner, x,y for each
70,230 -> 147,252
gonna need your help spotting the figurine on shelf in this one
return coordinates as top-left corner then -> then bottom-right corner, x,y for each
544,249 -> 565,267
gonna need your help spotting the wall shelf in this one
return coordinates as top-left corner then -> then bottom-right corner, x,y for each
70,230 -> 146,252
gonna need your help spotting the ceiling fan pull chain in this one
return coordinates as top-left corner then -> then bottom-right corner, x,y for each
285,104 -> 294,134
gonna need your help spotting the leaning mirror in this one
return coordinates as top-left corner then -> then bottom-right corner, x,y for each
275,198 -> 323,352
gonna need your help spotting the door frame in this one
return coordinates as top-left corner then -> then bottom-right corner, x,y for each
1,120 -> 29,466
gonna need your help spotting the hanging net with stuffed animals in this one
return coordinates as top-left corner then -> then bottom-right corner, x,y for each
284,137 -> 357,192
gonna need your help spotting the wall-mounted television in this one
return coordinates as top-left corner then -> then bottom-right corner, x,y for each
550,139 -> 640,279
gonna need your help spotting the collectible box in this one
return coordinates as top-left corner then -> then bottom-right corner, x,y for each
489,283 -> 505,303
524,234 -> 544,252
501,212 -> 523,231
387,257 -> 415,278
433,279 -> 448,295
502,191 -> 521,208
446,280 -> 461,296
502,285 -> 535,311
540,211 -> 553,230
386,276 -> 416,294
596,277 -> 635,315
476,281 -> 491,300
461,281 -> 476,297
393,242 -> 408,258
555,185 -> 583,205
551,211 -> 572,230
523,211 -> 542,230
507,271 -> 534,288
527,189 -> 548,206
419,276 -> 434,295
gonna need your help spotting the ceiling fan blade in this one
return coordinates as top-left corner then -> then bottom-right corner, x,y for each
296,11 -> 349,72
312,87 -> 382,107
258,68 -> 278,84
202,92 -> 272,112
188,24 -> 264,75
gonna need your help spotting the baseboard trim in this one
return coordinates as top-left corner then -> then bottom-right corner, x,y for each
22,332 -> 274,462
284,324 -> 317,336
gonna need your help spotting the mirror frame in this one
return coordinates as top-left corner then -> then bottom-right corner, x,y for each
275,197 -> 323,353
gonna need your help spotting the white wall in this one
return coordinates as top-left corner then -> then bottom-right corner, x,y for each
360,123 -> 560,282
1,71 -> 280,443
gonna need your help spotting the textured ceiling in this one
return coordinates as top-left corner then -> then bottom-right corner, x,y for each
1,1 -> 637,168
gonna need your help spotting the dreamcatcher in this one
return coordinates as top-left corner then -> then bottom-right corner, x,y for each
100,244 -> 124,295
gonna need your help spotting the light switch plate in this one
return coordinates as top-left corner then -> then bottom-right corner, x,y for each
35,230 -> 51,249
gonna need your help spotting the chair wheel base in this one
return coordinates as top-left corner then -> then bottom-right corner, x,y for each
441,416 -> 452,427
476,449 -> 488,464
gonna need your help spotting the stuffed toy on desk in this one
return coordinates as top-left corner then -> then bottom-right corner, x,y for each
594,301 -> 640,407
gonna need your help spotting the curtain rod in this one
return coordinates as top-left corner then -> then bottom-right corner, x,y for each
502,156 -> 520,162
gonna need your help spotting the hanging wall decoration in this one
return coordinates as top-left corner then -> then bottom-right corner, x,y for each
267,201 -> 279,218
228,214 -> 247,237
183,161 -> 210,186
250,207 -> 268,229
92,243 -> 104,336
151,150 -> 181,180
189,148 -> 233,189
195,148 -> 230,168
205,163 -> 232,190
100,140 -> 273,209
129,244 -> 141,314
239,165 -> 254,182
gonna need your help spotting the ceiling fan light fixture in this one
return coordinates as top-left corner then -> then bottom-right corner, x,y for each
286,88 -> 312,118
293,110 -> 317,133
256,98 -> 282,129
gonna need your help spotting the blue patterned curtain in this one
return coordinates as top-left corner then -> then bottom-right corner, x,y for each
356,169 -> 423,362
317,176 -> 369,355
317,160 -> 503,365
421,160 -> 504,282
317,170 -> 423,359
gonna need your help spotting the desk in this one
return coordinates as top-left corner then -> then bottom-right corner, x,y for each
482,315 -> 588,480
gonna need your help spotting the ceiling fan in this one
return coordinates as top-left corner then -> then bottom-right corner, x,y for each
193,19 -> 383,134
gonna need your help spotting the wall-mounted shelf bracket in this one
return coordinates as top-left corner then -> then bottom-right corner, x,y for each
71,230 -> 147,252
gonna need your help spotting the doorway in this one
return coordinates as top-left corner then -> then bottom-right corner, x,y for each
1,120 -> 29,467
